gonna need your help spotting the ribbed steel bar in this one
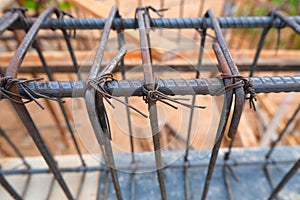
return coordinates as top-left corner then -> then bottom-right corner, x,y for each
4,76 -> 299,99
4,16 -> 300,30
137,8 -> 167,200
249,10 -> 300,77
94,47 -> 127,200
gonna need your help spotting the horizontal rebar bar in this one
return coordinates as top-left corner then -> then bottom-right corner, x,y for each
1,158 -> 298,176
3,16 -> 300,30
3,76 -> 298,99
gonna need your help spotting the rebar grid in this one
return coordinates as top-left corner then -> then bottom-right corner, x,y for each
0,5 -> 300,200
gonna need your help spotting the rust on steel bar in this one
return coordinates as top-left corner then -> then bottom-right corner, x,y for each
0,75 -> 299,102
93,25 -> 126,200
201,9 -> 245,200
208,10 -> 246,199
201,10 -> 246,200
250,10 -> 300,77
201,43 -> 234,200
208,8 -> 246,141
1,75 -> 299,100
5,7 -> 74,200
137,7 -> 167,200
84,6 -> 123,200
0,10 -> 20,35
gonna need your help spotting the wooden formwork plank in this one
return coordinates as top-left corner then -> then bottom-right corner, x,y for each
1,50 -> 300,69
67,0 -> 179,61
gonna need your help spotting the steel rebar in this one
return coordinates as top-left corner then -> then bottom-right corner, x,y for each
0,76 -> 298,100
5,7 -> 74,200
137,8 -> 166,200
84,6 -> 123,200
4,16 -> 300,30
201,42 -> 234,200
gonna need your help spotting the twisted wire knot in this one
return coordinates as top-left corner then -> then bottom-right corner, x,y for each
142,79 -> 206,110
86,73 -> 148,118
220,74 -> 257,111
0,76 -> 63,109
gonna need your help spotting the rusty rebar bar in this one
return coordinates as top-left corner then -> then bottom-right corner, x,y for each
84,6 -> 123,200
137,7 -> 167,200
5,7 -> 74,200
1,76 -> 299,101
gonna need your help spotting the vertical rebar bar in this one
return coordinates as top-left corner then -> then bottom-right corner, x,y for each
137,8 -> 167,200
117,26 -> 135,163
249,27 -> 269,77
184,28 -> 206,162
201,43 -> 233,200
84,6 -> 122,200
